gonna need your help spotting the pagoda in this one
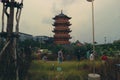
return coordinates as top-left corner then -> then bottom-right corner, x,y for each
52,11 -> 72,45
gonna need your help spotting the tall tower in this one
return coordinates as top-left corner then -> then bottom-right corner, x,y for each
52,11 -> 72,45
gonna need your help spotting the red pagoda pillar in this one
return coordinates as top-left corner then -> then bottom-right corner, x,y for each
52,11 -> 72,45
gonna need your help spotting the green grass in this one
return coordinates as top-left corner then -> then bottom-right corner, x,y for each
27,60 -> 102,80
27,58 -> 119,80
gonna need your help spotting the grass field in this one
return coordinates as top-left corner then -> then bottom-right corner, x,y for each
27,58 -> 119,80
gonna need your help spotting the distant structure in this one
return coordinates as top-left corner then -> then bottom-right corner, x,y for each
75,40 -> 84,46
34,36 -> 53,44
19,32 -> 54,44
19,32 -> 33,41
52,11 -> 72,45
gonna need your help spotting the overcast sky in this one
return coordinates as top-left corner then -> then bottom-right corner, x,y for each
0,0 -> 120,44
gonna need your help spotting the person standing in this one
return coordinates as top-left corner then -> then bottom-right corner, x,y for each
90,52 -> 94,61
42,55 -> 48,62
76,50 -> 81,61
101,54 -> 108,63
58,49 -> 63,63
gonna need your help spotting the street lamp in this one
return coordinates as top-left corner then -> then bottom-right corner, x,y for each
86,0 -> 101,79
87,0 -> 95,73
87,0 -> 95,54
87,0 -> 96,74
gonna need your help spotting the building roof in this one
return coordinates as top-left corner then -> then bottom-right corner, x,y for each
75,40 -> 84,46
53,10 -> 71,20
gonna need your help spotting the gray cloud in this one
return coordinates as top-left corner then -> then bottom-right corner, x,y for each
51,3 -> 58,14
51,0 -> 77,14
61,0 -> 76,6
41,17 -> 53,25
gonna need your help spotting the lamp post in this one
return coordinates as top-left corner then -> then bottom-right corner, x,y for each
87,0 -> 95,73
86,0 -> 101,79
87,0 -> 95,57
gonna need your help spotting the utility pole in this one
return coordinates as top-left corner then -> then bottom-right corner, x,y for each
104,36 -> 106,44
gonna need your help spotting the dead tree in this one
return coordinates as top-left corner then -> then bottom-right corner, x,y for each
0,0 -> 23,80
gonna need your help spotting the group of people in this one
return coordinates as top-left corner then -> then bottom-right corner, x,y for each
89,51 -> 108,62
42,49 -> 108,63
57,49 -> 108,63
42,49 -> 64,63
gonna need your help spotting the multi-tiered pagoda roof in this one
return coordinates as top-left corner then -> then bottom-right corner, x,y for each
52,11 -> 72,45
